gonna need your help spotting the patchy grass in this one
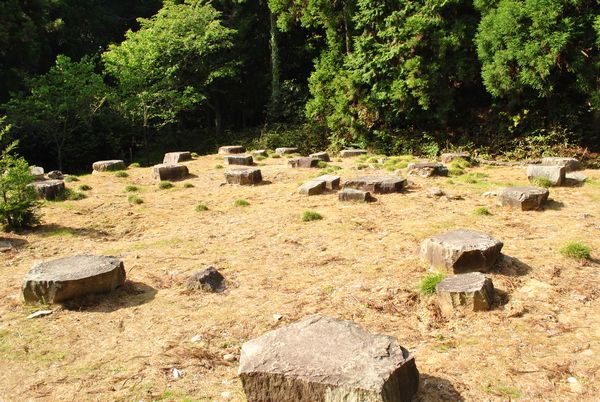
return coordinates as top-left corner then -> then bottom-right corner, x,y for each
483,383 -> 522,399
183,183 -> 194,188
44,227 -> 75,237
158,181 -> 174,190
473,206 -> 492,216
531,177 -> 553,188
234,199 -> 250,207
78,184 -> 92,191
125,185 -> 139,192
302,210 -> 322,222
215,164 -> 224,169
317,160 -> 328,168
191,152 -> 199,158
114,171 -> 129,178
560,242 -> 591,260
458,172 -> 489,184
128,162 -> 141,168
64,175 -> 79,182
418,272 -> 445,295
382,155 -> 416,171
128,195 -> 143,205
195,203 -> 208,212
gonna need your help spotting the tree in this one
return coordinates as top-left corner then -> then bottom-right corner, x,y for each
0,117 -> 40,230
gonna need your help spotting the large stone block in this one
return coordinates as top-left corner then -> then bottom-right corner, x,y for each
497,186 -> 549,211
225,168 -> 262,185
339,188 -> 374,202
340,149 -> 367,158
299,180 -> 326,196
407,163 -> 448,178
92,160 -> 126,173
436,272 -> 495,315
152,163 -> 189,181
218,145 -> 245,155
420,229 -> 503,273
22,255 -> 126,304
343,176 -> 406,194
163,151 -> 192,164
31,180 -> 65,200
526,165 -> 565,186
310,152 -> 331,162
541,157 -> 582,172
239,315 -> 419,402
288,157 -> 320,168
225,155 -> 254,166
275,147 -> 299,155
315,174 -> 340,190
440,152 -> 471,163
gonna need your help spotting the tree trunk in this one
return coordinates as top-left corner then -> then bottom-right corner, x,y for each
269,9 -> 281,121
214,97 -> 223,137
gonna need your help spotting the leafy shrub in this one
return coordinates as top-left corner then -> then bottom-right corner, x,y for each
125,185 -> 139,192
302,210 -> 322,222
195,203 -> 208,211
158,181 -> 174,190
114,171 -> 129,178
234,199 -> 249,207
560,242 -> 591,260
78,184 -> 92,191
418,272 -> 445,295
128,194 -> 143,205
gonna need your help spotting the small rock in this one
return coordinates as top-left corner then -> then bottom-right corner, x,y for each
190,335 -> 203,343
482,191 -> 497,198
428,187 -> 445,197
223,354 -> 236,362
565,172 -> 587,185
26,310 -> 53,319
172,368 -> 183,379
0,240 -> 13,252
29,166 -> 45,180
186,267 -> 226,293
219,145 -> 245,154
273,314 -> 283,321
221,391 -> 233,400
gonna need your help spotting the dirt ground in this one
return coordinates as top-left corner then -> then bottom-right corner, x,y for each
1,153 -> 599,402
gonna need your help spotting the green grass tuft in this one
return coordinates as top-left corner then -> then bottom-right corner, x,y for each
128,194 -> 143,205
64,175 -> 79,182
234,199 -> 250,207
560,242 -> 591,260
473,206 -> 492,216
158,181 -> 174,190
215,164 -> 224,169
125,185 -> 138,192
128,162 -> 141,168
531,177 -> 553,188
195,203 -> 208,212
191,152 -> 199,158
302,210 -> 323,222
114,170 -> 129,178
183,183 -> 194,188
317,160 -> 328,168
271,154 -> 281,159
78,184 -> 92,191
418,272 -> 445,295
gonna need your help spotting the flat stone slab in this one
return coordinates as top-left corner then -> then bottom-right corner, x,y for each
288,157 -> 320,168
407,163 -> 448,177
436,272 -> 495,315
340,149 -> 367,158
225,155 -> 254,166
420,229 -> 503,273
163,151 -> 192,164
152,163 -> 189,181
299,180 -> 326,196
225,168 -> 262,185
527,165 -> 565,186
440,152 -> 471,163
92,160 -> 126,173
31,180 -> 65,200
239,315 -> 419,402
186,267 -> 226,293
309,152 -> 330,162
339,188 -> 374,202
219,145 -> 245,154
343,176 -> 406,194
275,147 -> 299,155
541,157 -> 582,172
497,186 -> 549,210
22,255 -> 125,304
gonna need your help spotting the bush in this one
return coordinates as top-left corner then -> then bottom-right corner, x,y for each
234,199 -> 249,207
128,194 -> 143,205
114,170 -> 129,178
78,184 -> 92,191
418,272 -> 445,295
125,185 -> 139,192
195,203 -> 208,211
302,210 -> 322,222
560,242 -> 591,260
158,181 -> 174,190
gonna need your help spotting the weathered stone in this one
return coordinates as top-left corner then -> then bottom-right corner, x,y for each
29,166 -> 45,180
225,168 -> 262,185
152,163 -> 189,181
219,145 -> 245,154
339,188 -> 374,202
314,174 -> 341,190
343,176 -> 406,194
239,315 -> 419,402
225,155 -> 254,166
497,186 -> 549,211
45,170 -> 64,180
428,187 -> 445,197
92,160 -> 126,173
0,240 -> 12,252
288,157 -> 320,168
163,151 -> 192,164
436,272 -> 495,315
299,180 -> 326,196
440,152 -> 471,163
252,150 -> 268,157
275,147 -> 299,155
21,255 -> 126,304
407,163 -> 448,178
526,165 -> 565,186
340,149 -> 368,158
420,229 -> 503,273
186,267 -> 226,293
541,157 -> 582,172
566,171 -> 587,185
31,180 -> 65,200
309,152 -> 330,162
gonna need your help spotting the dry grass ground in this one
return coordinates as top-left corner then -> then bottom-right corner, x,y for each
1,154 -> 599,401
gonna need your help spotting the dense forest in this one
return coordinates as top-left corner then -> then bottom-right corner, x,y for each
1,0 -> 599,172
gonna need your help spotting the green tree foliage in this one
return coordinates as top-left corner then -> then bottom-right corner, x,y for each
0,118 -> 41,230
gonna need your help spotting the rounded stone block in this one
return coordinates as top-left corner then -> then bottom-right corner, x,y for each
92,160 -> 126,173
218,145 -> 245,155
407,163 -> 448,178
420,229 -> 503,273
497,186 -> 549,211
152,163 -> 189,181
343,176 -> 406,194
238,315 -> 419,402
31,180 -> 65,200
436,272 -> 495,314
29,166 -> 45,180
339,188 -> 374,202
21,255 -> 126,304
340,149 -> 367,158
163,151 -> 192,164
440,152 -> 470,163
225,168 -> 262,185
186,267 -> 226,293
275,147 -> 298,155
225,155 -> 254,166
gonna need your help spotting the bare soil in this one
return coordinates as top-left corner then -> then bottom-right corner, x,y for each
1,154 -> 599,401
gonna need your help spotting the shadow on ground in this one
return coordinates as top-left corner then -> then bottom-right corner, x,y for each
496,254 -> 532,276
32,223 -> 111,239
0,237 -> 29,249
61,280 -> 157,312
417,374 -> 465,401
545,199 -> 565,210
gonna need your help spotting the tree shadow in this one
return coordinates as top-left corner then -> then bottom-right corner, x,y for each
30,223 -> 111,239
0,236 -> 29,249
544,199 -> 564,211
495,254 -> 532,276
417,374 -> 465,401
494,288 -> 510,307
60,280 -> 157,312
564,178 -> 585,188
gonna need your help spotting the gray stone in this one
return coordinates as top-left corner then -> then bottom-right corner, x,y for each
163,151 -> 192,164
29,166 -> 45,180
420,229 -> 503,273
0,240 -> 12,252
339,188 -> 374,202
225,155 -> 254,166
275,147 -> 299,155
288,157 -> 320,168
309,152 -> 331,162
45,170 -> 64,180
252,150 -> 268,157
497,186 -> 549,211
152,163 -> 189,181
541,157 -> 582,172
315,174 -> 341,190
407,163 -> 448,178
225,168 -> 262,185
299,180 -> 326,196
526,165 -> 565,186
238,315 -> 419,402
440,152 -> 471,163
219,145 -> 246,155
343,176 -> 406,194
186,267 -> 226,293
340,149 -> 368,158
436,272 -> 495,314
92,160 -> 126,173
31,180 -> 65,200
21,255 -> 126,304
566,171 -> 587,184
